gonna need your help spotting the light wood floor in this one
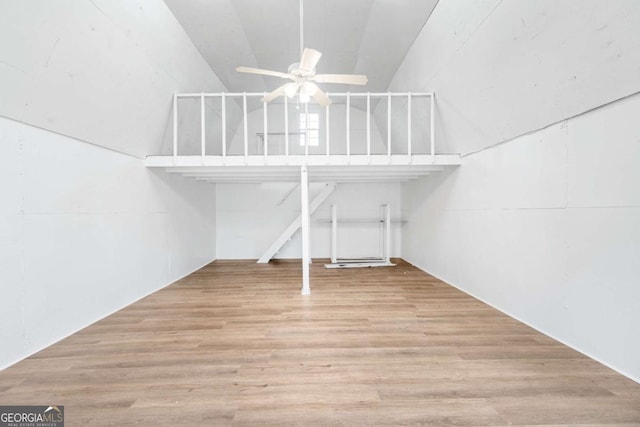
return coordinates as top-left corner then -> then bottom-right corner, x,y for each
1,260 -> 639,426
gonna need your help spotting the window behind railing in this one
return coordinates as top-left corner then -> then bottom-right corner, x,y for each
300,112 -> 320,147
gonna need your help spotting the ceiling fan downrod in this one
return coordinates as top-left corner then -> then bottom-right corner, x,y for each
299,0 -> 304,59
234,0 -> 368,106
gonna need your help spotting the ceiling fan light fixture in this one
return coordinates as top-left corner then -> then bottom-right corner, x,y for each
284,82 -> 299,98
299,93 -> 311,103
301,81 -> 318,96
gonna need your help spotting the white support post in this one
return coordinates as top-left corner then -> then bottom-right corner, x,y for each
301,165 -> 310,295
263,99 -> 268,158
325,105 -> 330,158
430,93 -> 435,162
284,97 -> 289,157
331,205 -> 337,264
346,92 -> 351,160
387,93 -> 391,162
366,93 -> 371,163
407,94 -> 412,158
221,93 -> 227,158
243,92 -> 248,160
200,94 -> 206,162
304,103 -> 309,158
384,204 -> 391,263
172,93 -> 177,160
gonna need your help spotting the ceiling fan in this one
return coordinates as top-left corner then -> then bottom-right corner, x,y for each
235,0 -> 368,107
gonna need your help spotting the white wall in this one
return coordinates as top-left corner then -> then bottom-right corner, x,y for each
388,0 -> 640,383
0,1 -> 225,368
402,93 -> 640,381
0,0 -> 240,157
379,0 -> 640,155
216,183 -> 402,260
0,116 -> 216,369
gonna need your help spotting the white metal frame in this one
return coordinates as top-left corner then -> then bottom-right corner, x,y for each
325,204 -> 395,269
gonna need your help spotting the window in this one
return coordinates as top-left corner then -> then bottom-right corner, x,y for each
300,113 -> 319,147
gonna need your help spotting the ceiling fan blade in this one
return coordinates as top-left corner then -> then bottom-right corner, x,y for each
299,48 -> 322,72
236,66 -> 292,80
313,74 -> 368,85
262,84 -> 288,103
312,88 -> 331,107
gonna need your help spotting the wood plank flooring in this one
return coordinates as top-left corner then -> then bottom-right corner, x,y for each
1,259 -> 639,426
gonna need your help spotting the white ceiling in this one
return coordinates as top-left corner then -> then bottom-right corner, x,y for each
164,0 -> 438,95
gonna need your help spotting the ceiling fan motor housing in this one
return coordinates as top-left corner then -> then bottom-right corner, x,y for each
288,62 -> 315,77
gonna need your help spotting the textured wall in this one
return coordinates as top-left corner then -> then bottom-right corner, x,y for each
0,115 -> 216,369
402,92 -> 640,382
0,0 -> 239,157
378,0 -> 640,155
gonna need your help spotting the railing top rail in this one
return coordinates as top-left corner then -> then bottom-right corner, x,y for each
175,91 -> 433,98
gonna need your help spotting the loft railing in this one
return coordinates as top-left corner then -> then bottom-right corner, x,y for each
171,91 -> 435,163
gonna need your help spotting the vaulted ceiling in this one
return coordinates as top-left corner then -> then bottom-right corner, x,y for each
3,1 -> 639,159
163,0 -> 438,94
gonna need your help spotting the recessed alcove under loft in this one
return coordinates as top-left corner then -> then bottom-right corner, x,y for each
145,91 -> 462,293
145,91 -> 462,184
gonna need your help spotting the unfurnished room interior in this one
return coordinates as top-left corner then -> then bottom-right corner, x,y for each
1,0 -> 640,425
